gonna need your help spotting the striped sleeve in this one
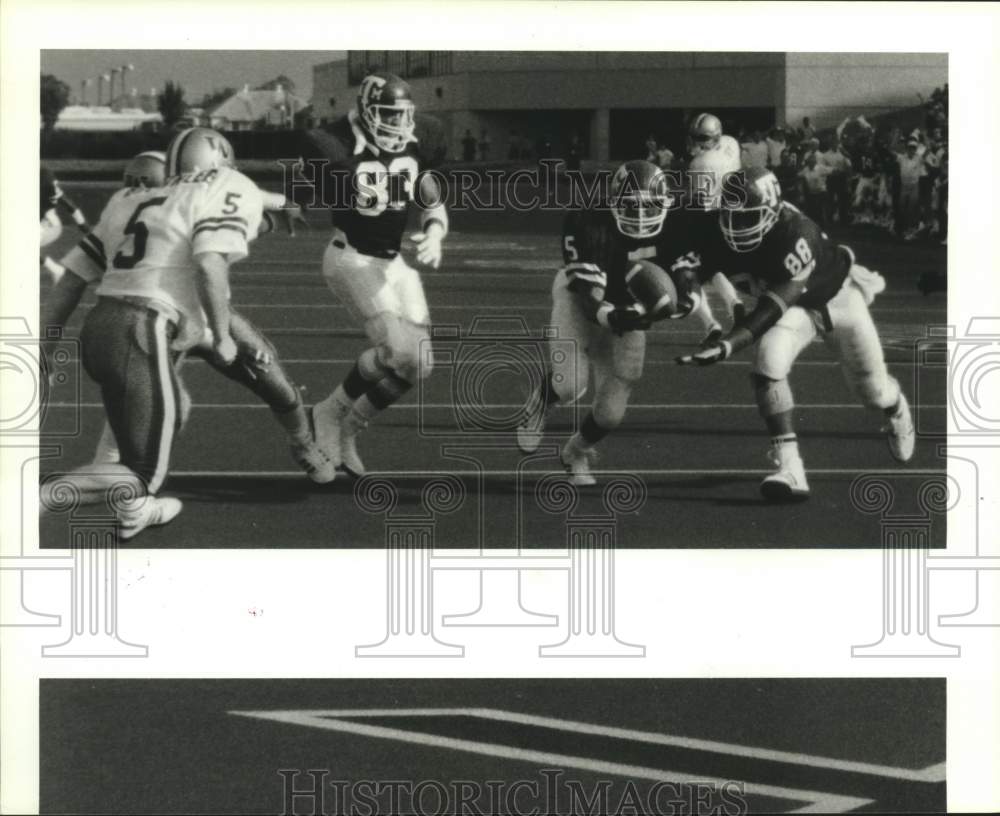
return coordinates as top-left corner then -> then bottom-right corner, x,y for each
191,169 -> 264,262
561,261 -> 608,294
58,223 -> 109,282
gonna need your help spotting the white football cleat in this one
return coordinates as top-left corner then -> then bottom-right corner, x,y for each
516,392 -> 547,454
117,496 -> 183,540
700,324 -> 724,349
311,399 -> 345,469
560,435 -> 598,487
884,393 -> 916,462
290,435 -> 336,484
338,420 -> 367,478
760,445 -> 810,502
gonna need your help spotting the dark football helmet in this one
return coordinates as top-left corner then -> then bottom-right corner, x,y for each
123,151 -> 166,189
719,167 -> 783,252
357,72 -> 415,153
689,112 -> 723,154
609,159 -> 672,239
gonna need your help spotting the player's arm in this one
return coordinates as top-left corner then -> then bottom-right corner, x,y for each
53,185 -> 90,233
258,189 -> 307,236
561,221 -> 649,334
195,251 -> 236,364
411,172 -> 448,269
191,171 -> 264,364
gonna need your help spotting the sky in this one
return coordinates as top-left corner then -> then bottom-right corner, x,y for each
40,50 -> 346,105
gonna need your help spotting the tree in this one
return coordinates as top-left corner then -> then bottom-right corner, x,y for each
256,75 -> 296,94
200,87 -> 236,112
40,74 -> 70,131
158,81 -> 188,130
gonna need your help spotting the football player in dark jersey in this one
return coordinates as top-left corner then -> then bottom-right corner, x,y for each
517,159 -> 699,485
296,72 -> 448,477
41,165 -> 91,284
678,167 -> 915,501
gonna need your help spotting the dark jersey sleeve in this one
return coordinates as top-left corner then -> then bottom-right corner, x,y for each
561,210 -> 607,296
289,126 -> 352,210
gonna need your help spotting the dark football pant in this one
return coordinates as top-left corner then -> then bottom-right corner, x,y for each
81,298 -> 183,495
187,309 -> 300,413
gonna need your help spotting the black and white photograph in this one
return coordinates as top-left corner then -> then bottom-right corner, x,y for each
33,49 -> 949,548
2,4 -> 999,816
40,678 -> 946,815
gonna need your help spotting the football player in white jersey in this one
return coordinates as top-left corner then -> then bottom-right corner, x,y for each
686,113 -> 746,343
86,149 -> 334,484
39,129 -> 315,537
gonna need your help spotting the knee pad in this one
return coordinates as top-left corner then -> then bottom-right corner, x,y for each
381,321 -> 432,382
752,373 -> 795,417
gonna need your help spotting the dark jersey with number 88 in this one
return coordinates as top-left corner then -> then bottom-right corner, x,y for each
699,202 -> 851,310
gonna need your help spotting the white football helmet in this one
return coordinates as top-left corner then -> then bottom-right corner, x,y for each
165,127 -> 235,177
123,151 -> 166,189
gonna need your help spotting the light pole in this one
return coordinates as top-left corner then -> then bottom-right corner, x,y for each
121,64 -> 134,107
110,67 -> 120,107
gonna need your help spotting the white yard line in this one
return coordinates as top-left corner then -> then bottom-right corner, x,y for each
228,707 -> 878,813
46,402 -> 946,410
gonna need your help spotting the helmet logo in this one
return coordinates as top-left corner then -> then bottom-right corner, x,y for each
754,173 -> 781,207
360,74 -> 387,107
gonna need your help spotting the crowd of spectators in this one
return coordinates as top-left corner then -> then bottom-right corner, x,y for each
639,86 -> 948,244
736,85 -> 948,243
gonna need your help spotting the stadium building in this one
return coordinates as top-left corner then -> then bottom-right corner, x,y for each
311,52 -> 947,161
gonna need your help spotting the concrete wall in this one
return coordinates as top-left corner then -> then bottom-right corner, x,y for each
783,52 -> 947,129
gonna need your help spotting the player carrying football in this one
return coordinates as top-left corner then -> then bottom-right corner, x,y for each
677,167 -> 916,501
517,159 -> 700,485
294,72 -> 448,477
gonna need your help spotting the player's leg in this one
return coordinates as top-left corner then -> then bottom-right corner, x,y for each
561,328 -> 644,486
823,278 -> 914,461
752,307 -> 817,501
188,310 -> 335,483
43,300 -> 183,537
315,248 -> 430,475
517,273 -> 591,453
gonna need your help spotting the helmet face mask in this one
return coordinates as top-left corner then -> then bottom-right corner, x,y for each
719,205 -> 779,252
358,73 -> 415,153
719,169 -> 782,252
123,151 -> 166,189
610,160 -> 671,239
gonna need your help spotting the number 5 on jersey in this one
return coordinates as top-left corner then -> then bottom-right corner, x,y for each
113,197 -> 167,269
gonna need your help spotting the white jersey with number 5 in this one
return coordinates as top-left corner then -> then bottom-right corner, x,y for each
62,166 -> 264,350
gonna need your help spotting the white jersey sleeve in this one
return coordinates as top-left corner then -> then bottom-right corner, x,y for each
59,189 -> 133,283
190,167 -> 265,263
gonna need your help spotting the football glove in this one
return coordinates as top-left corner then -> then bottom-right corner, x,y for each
600,305 -> 652,335
412,226 -> 444,269
676,340 -> 732,366
234,342 -> 273,381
